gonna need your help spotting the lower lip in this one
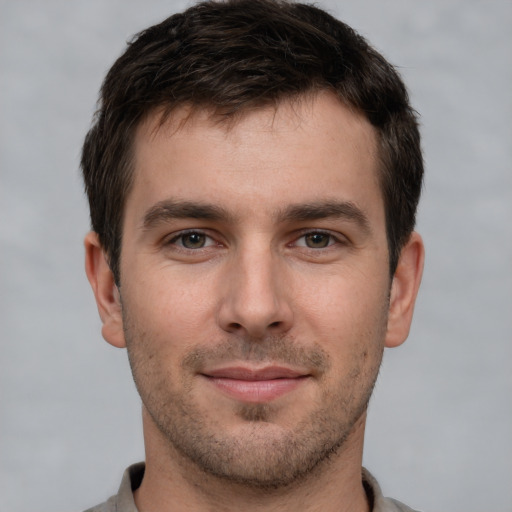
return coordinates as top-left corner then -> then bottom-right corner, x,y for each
204,376 -> 307,403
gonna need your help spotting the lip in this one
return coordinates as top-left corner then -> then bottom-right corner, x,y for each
201,366 -> 310,403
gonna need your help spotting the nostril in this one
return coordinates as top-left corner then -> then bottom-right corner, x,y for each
269,321 -> 281,328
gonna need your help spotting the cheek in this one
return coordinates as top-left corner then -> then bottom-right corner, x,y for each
296,266 -> 389,328
293,268 -> 389,364
121,266 -> 221,348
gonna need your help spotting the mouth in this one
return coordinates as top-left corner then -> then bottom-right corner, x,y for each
200,366 -> 311,403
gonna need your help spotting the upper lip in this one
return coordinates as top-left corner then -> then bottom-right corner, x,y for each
201,366 -> 308,381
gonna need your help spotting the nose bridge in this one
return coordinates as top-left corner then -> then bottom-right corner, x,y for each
218,238 -> 292,337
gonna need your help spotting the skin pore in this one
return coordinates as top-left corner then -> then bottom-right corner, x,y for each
85,91 -> 424,512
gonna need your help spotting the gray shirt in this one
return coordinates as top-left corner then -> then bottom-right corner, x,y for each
84,463 -> 419,512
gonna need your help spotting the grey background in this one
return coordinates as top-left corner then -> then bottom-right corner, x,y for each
1,1 -> 511,511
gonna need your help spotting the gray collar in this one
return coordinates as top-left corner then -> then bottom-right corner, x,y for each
104,462 -> 418,512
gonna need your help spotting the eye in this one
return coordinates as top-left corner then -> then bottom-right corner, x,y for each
295,231 -> 337,249
169,231 -> 215,249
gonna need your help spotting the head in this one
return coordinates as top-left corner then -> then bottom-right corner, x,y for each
82,0 -> 424,494
81,0 -> 423,286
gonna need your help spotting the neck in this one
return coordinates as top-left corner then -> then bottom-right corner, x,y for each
134,410 -> 370,512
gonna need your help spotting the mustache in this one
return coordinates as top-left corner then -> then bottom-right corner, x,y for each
181,335 -> 330,375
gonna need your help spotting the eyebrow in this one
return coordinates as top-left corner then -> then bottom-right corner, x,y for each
276,201 -> 371,234
142,198 -> 371,234
142,200 -> 234,230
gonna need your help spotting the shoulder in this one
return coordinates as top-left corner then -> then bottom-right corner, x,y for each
381,497 -> 420,512
82,494 -> 117,512
82,462 -> 144,512
363,468 -> 421,512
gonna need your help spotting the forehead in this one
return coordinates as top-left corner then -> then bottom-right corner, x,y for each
127,92 -> 382,225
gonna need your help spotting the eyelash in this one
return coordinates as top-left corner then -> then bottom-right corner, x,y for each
165,230 -> 218,250
164,229 -> 345,252
291,229 -> 343,249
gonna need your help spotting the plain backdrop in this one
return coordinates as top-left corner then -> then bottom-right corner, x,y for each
1,1 -> 511,511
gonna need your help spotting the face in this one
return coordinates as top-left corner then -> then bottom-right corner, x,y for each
115,93 -> 394,487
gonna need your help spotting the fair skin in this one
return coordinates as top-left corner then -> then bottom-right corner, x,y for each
85,92 -> 424,512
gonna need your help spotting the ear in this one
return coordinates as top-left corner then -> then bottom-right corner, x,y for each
385,231 -> 425,348
84,231 -> 126,348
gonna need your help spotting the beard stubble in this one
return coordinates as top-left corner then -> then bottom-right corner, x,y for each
124,320 -> 385,490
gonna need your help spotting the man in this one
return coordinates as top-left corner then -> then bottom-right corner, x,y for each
82,0 -> 424,510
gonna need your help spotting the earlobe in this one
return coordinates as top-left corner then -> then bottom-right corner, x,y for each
84,231 -> 126,348
385,231 -> 425,348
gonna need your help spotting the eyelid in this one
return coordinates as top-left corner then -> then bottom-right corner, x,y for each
165,229 -> 218,249
291,229 -> 348,248
161,227 -> 348,250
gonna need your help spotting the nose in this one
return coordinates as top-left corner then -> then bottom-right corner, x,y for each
217,246 -> 293,339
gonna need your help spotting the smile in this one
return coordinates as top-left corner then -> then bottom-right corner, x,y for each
201,366 -> 310,403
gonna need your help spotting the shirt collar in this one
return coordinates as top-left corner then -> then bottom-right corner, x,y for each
115,463 -> 414,512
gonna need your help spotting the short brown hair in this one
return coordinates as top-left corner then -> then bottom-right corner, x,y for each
81,0 -> 423,284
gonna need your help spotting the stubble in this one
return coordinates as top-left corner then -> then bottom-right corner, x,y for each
124,322 -> 385,489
